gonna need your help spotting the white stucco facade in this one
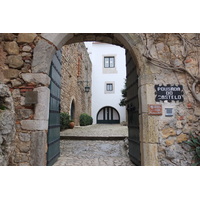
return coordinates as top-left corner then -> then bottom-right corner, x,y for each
85,42 -> 126,124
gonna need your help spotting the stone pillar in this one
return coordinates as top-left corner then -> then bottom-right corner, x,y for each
30,130 -> 47,166
138,72 -> 160,166
19,84 -> 50,165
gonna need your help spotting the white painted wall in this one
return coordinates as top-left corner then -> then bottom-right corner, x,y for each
85,42 -> 126,124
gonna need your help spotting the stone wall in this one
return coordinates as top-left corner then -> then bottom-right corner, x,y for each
0,84 -> 15,165
61,43 -> 92,125
140,34 -> 200,165
0,33 -> 47,165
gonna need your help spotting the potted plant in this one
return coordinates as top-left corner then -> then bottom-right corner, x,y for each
69,120 -> 75,129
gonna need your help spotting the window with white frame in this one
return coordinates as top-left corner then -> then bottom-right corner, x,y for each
104,56 -> 115,68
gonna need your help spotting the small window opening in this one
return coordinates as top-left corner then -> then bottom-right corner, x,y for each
106,83 -> 113,91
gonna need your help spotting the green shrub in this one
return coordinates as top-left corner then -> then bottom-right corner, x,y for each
119,79 -> 127,107
185,134 -> 200,166
60,112 -> 70,131
79,113 -> 93,126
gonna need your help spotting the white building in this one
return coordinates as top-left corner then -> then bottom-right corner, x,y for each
85,42 -> 126,124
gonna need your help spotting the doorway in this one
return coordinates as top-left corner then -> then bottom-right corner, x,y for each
97,106 -> 120,124
30,33 -> 156,166
70,100 -> 75,121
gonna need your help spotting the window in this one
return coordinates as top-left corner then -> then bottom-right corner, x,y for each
104,56 -> 115,68
106,83 -> 113,91
105,82 -> 115,94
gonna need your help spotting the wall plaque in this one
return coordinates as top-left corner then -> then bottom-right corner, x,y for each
148,104 -> 162,115
155,84 -> 184,102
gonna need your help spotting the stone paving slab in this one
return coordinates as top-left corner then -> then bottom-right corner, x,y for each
60,136 -> 126,140
53,124 -> 134,166
60,124 -> 128,138
53,140 -> 134,166
54,156 -> 134,166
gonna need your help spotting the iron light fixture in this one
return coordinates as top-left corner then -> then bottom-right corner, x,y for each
85,86 -> 90,92
77,80 -> 90,93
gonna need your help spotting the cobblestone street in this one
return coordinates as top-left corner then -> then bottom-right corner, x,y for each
53,125 -> 134,166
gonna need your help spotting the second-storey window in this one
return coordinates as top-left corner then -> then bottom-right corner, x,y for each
104,56 -> 115,68
106,83 -> 113,91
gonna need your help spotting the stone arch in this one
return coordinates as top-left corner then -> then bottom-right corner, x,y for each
31,33 -> 157,166
33,34 -> 144,75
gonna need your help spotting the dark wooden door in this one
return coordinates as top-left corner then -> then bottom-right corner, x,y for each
126,50 -> 141,166
47,50 -> 62,166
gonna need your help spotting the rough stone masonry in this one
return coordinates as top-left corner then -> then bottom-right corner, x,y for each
0,33 -> 50,165
60,43 -> 92,126
0,84 -> 15,165
141,34 -> 200,165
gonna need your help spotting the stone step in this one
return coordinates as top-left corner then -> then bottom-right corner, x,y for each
60,136 -> 126,140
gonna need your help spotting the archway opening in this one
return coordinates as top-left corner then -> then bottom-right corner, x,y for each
70,100 -> 75,121
97,106 -> 120,124
52,35 -> 141,166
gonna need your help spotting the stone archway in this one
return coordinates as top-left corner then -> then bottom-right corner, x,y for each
30,33 -> 158,166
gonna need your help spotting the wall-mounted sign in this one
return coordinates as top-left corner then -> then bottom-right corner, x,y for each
165,108 -> 173,117
148,104 -> 162,115
155,84 -> 184,102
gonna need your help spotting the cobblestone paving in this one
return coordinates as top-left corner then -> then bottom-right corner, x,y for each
53,140 -> 134,166
53,124 -> 134,166
60,124 -> 128,137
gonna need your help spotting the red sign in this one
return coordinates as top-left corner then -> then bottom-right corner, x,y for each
148,104 -> 162,115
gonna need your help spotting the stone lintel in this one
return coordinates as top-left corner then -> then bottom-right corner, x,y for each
21,120 -> 48,130
21,73 -> 51,86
